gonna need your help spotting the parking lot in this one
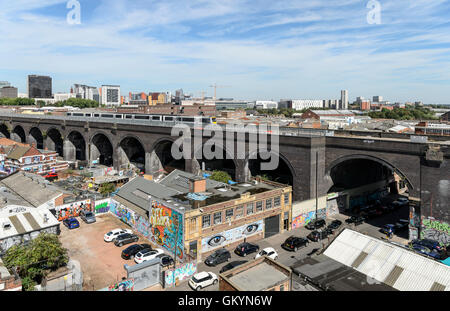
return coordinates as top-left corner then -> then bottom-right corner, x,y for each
59,213 -> 154,290
168,198 -> 411,292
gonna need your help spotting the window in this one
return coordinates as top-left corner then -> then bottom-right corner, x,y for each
214,212 -> 222,225
284,193 -> 290,204
266,198 -> 273,209
274,196 -> 281,207
246,203 -> 254,215
190,217 -> 197,233
256,201 -> 263,212
235,206 -> 244,218
225,209 -> 234,220
202,215 -> 210,228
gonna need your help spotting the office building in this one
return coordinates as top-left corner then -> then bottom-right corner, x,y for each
28,75 -> 52,99
100,85 -> 120,106
279,99 -> 324,110
340,90 -> 349,110
255,100 -> 278,109
72,84 -> 100,102
0,86 -> 18,98
373,96 -> 383,103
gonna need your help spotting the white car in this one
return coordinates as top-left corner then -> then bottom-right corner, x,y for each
189,272 -> 218,291
104,228 -> 133,242
134,248 -> 164,264
255,247 -> 278,260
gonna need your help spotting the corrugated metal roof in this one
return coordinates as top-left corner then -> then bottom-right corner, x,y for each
324,229 -> 450,291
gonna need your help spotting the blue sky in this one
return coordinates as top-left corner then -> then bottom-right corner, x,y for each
0,0 -> 449,104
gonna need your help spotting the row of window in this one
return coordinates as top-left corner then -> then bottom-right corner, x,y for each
201,193 -> 289,229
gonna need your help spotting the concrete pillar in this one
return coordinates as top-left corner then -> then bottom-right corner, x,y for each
148,150 -> 164,175
235,159 -> 247,183
10,133 -> 21,143
63,139 -> 76,162
114,145 -> 129,172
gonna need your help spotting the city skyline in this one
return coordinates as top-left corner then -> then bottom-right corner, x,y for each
0,1 -> 450,104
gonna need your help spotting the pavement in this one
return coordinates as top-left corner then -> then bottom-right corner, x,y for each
166,202 -> 410,292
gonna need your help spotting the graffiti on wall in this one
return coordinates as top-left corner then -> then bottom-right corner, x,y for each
56,200 -> 91,221
109,199 -> 152,239
94,199 -> 110,214
421,218 -> 450,246
164,262 -> 197,287
108,278 -> 134,291
292,208 -> 327,229
327,200 -> 339,217
201,220 -> 264,253
150,201 -> 184,259
0,226 -> 59,254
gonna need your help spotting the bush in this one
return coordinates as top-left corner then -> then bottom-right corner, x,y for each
209,170 -> 232,183
2,233 -> 69,291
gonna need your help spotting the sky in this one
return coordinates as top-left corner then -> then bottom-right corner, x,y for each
0,0 -> 449,104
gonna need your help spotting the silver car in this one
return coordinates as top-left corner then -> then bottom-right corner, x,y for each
80,210 -> 96,223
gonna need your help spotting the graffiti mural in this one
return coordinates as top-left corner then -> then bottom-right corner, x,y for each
291,208 -> 327,229
55,200 -> 91,221
110,200 -> 135,226
150,201 -> 184,259
108,278 -> 134,291
165,262 -> 197,287
94,199 -> 110,214
201,220 -> 264,253
421,218 -> 450,246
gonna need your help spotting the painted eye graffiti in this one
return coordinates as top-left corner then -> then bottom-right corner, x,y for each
208,235 -> 226,247
243,224 -> 259,235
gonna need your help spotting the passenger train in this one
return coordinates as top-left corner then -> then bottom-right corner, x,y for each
66,112 -> 217,125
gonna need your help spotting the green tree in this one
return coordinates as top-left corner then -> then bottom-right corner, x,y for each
99,182 -> 116,195
2,233 -> 69,291
209,170 -> 232,183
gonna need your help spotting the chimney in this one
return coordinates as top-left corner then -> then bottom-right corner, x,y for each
189,177 -> 206,193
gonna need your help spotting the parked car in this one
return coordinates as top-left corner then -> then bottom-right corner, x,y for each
219,261 -> 247,273
189,272 -> 218,291
410,239 -> 444,252
80,210 -> 96,224
411,244 -> 441,260
389,201 -> 403,209
234,242 -> 259,257
327,220 -> 342,231
44,173 -> 58,181
104,228 -> 133,242
394,219 -> 409,232
345,216 -> 365,226
204,248 -> 231,266
134,248 -> 165,264
397,197 -> 409,205
63,217 -> 80,229
255,247 -> 278,260
376,205 -> 389,215
156,254 -> 175,267
307,230 -> 329,242
281,236 -> 309,252
121,244 -> 152,260
114,233 -> 139,247
305,219 -> 326,230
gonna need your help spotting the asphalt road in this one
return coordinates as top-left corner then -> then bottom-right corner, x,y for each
167,203 -> 410,292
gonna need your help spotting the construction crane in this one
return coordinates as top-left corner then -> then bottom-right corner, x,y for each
209,83 -> 230,100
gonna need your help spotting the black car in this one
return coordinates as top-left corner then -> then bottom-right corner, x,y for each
121,243 -> 151,260
327,220 -> 342,230
205,248 -> 231,266
345,216 -> 365,226
410,239 -> 444,252
156,254 -> 175,267
114,233 -> 139,247
281,236 -> 309,252
234,242 -> 260,257
305,219 -> 326,230
219,260 -> 247,273
307,230 -> 329,242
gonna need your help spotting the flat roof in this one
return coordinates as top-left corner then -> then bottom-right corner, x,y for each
228,261 -> 289,291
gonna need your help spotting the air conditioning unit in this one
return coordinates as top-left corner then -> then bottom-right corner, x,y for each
2,222 -> 11,230
43,213 -> 49,223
